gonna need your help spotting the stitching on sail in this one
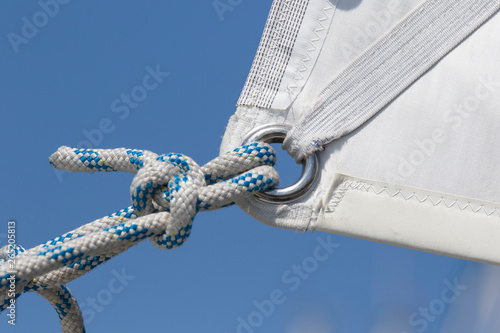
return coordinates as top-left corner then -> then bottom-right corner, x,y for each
327,179 -> 500,218
249,0 -> 290,106
237,0 -> 310,108
286,1 -> 335,102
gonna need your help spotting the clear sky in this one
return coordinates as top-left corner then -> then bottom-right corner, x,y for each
1,1 -> 499,333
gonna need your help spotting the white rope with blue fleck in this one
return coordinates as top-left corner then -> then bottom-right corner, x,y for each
0,142 -> 278,333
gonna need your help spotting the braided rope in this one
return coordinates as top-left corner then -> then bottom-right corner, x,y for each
0,142 -> 278,333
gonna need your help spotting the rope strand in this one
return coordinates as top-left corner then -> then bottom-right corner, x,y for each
0,142 -> 278,333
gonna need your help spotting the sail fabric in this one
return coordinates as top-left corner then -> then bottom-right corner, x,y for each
221,0 -> 500,264
283,0 -> 500,162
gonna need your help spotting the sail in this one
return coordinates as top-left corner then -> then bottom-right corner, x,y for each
2,1 -> 500,332
221,0 -> 500,265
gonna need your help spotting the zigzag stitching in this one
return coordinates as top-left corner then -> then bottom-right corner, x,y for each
324,180 -> 349,213
333,180 -> 500,218
286,2 -> 334,101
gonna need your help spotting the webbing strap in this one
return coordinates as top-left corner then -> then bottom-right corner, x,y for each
283,0 -> 500,162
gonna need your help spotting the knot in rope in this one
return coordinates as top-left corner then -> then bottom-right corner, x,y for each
129,153 -> 204,249
1,142 -> 279,333
50,142 -> 278,251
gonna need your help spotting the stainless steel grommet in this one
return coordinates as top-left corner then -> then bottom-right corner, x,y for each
242,124 -> 319,203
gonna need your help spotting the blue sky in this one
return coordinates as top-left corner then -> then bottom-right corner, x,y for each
1,1 -> 498,332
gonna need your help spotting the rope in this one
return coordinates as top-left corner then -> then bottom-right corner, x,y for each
0,142 -> 279,333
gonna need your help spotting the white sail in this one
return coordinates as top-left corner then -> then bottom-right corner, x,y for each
222,0 -> 500,265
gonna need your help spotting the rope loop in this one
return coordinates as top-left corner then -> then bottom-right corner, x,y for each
0,142 -> 278,333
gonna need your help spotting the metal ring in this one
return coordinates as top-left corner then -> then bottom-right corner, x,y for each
242,124 -> 319,203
